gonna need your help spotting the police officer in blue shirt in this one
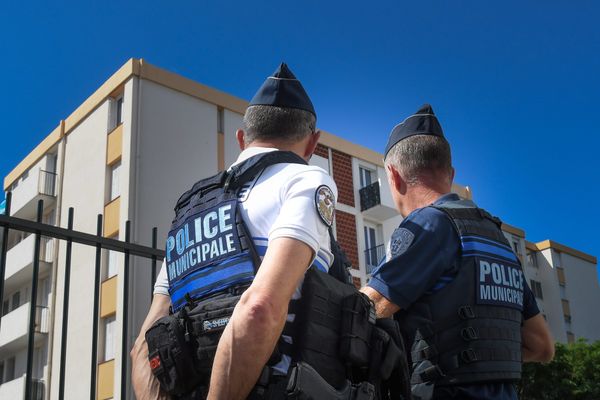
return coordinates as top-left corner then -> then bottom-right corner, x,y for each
361,104 -> 555,400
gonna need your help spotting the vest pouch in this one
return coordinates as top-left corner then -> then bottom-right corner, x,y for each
339,292 -> 375,367
187,291 -> 244,380
145,315 -> 202,396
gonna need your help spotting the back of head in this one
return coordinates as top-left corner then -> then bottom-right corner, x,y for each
384,104 -> 453,187
243,105 -> 316,144
385,134 -> 452,186
244,62 -> 316,145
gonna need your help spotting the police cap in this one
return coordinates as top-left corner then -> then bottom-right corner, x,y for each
249,63 -> 316,117
384,104 -> 445,158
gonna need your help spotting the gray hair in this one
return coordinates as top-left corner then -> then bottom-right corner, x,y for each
384,135 -> 452,185
242,105 -> 316,144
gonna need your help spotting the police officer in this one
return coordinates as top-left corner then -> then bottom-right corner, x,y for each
361,104 -> 555,400
130,63 -> 339,399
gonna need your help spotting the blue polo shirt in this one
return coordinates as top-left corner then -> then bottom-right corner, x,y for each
368,193 -> 539,400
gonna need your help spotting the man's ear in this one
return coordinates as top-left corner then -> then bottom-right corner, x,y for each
449,166 -> 455,184
303,130 -> 321,159
387,164 -> 406,195
236,129 -> 246,151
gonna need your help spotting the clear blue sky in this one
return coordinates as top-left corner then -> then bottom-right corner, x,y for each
1,1 -> 598,268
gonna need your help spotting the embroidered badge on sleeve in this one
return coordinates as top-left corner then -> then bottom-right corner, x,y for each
390,227 -> 415,257
315,185 -> 335,227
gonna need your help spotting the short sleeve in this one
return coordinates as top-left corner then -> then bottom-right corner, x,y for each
269,169 -> 337,261
367,207 -> 460,309
522,279 -> 540,320
153,260 -> 170,296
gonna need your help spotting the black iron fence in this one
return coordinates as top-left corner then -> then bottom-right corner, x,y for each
0,192 -> 164,399
364,243 -> 385,274
359,181 -> 381,211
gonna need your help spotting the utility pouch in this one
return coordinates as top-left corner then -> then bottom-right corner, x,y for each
145,314 -> 202,396
339,293 -> 376,367
286,362 -> 375,400
186,291 -> 243,378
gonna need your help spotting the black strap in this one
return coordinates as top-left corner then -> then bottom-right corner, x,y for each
227,151 -> 307,191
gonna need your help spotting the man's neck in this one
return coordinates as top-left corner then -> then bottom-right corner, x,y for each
245,140 -> 307,160
400,186 -> 449,217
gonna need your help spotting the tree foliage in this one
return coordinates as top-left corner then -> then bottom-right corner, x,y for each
518,340 -> 600,400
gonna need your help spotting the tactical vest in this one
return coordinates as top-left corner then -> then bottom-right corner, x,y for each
147,151 -> 410,399
397,199 -> 523,391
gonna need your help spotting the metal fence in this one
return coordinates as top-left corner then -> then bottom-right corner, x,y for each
359,181 -> 381,211
0,192 -> 165,399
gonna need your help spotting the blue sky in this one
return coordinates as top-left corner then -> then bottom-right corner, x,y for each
1,1 -> 598,268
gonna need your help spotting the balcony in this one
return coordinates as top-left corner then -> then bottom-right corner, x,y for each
3,235 -> 53,294
0,303 -> 49,352
10,169 -> 57,219
359,182 -> 397,220
0,375 -> 44,400
365,244 -> 386,275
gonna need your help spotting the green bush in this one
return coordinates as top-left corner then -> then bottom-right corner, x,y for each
518,340 -> 600,400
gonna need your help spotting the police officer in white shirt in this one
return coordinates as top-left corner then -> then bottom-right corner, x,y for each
130,63 -> 337,400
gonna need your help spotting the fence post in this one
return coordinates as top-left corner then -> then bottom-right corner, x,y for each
58,207 -> 74,399
150,227 -> 157,300
121,221 -> 131,400
0,192 -> 12,332
90,214 -> 103,399
25,199 -> 44,400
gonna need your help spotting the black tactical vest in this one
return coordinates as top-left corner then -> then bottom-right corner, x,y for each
397,199 -> 524,390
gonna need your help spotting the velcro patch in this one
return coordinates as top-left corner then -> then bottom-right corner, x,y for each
149,353 -> 163,375
315,185 -> 335,227
202,316 -> 231,333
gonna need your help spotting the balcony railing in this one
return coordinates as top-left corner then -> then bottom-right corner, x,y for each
365,244 -> 385,274
38,170 -> 57,197
359,182 -> 381,211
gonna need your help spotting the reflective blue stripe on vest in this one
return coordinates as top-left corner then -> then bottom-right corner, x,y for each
461,236 -> 519,263
169,252 -> 255,311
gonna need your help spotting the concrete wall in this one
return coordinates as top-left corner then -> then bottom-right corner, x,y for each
223,109 -> 243,168
537,249 -> 568,343
49,100 -> 110,400
560,251 -> 600,341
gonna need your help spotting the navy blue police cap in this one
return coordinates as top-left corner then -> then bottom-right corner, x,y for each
384,104 -> 445,158
249,63 -> 316,117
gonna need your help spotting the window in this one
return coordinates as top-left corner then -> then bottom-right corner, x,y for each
110,162 -> 121,201
109,95 -> 124,130
11,291 -> 20,311
512,240 -> 522,258
217,107 -> 224,133
526,250 -> 537,268
530,280 -> 543,300
116,97 -> 123,126
107,247 -> 118,279
559,284 -> 566,299
363,224 -> 382,273
103,316 -> 117,361
359,167 -> 373,188
557,267 -> 566,285
567,331 -> 575,344
0,360 -> 4,384
5,357 -> 15,382
2,300 -> 8,316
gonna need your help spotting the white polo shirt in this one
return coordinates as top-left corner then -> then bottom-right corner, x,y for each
153,147 -> 338,372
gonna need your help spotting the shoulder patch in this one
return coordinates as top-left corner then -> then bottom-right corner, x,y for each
315,185 -> 335,227
390,227 -> 414,257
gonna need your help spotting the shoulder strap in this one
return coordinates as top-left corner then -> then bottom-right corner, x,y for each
226,151 -> 307,191
174,151 -> 307,214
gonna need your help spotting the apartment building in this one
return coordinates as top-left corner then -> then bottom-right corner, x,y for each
0,58 -> 597,399
500,225 -> 600,344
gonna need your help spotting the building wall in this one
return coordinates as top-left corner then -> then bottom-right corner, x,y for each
223,109 -> 243,168
50,100 -> 111,399
559,251 -> 600,341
